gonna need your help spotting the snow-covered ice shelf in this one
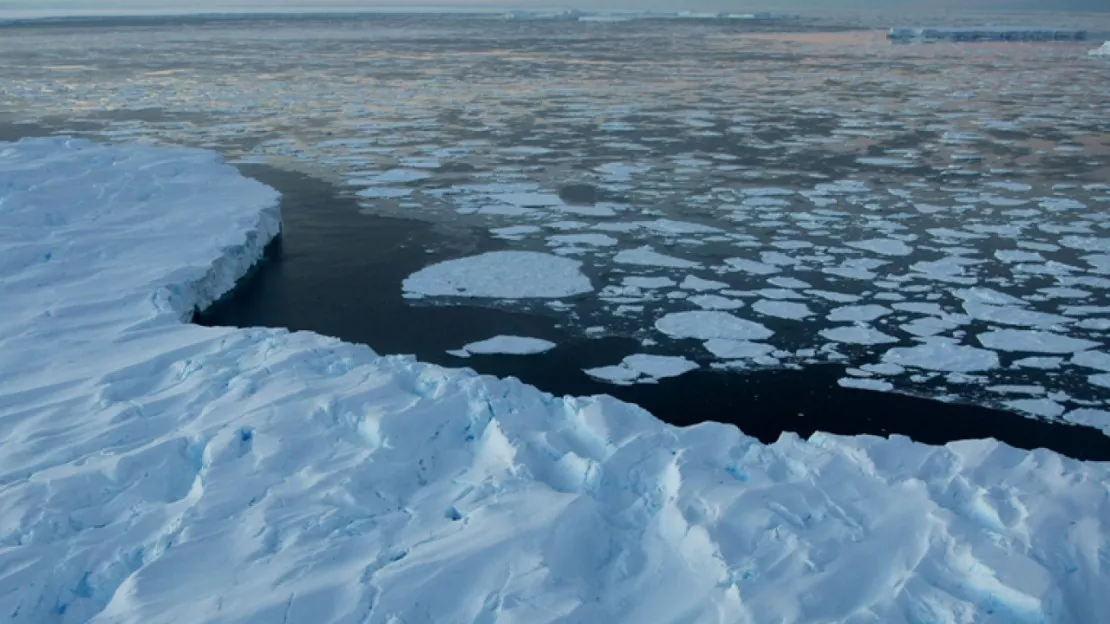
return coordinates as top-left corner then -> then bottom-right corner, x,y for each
4,138 -> 1110,623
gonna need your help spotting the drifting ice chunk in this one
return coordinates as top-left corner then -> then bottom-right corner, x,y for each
656,311 -> 774,341
977,330 -> 1099,354
1089,42 -> 1110,56
828,305 -> 892,323
680,275 -> 728,291
614,246 -> 700,269
883,339 -> 1000,373
585,354 -> 698,384
838,377 -> 895,392
704,339 -> 776,359
456,336 -> 557,356
846,238 -> 914,257
403,251 -> 593,298
820,325 -> 899,345
1072,351 -> 1110,372
752,299 -> 812,320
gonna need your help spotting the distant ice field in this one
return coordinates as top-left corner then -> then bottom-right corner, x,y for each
2,15 -> 1109,428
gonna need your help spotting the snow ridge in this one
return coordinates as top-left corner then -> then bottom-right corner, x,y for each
2,139 -> 1109,624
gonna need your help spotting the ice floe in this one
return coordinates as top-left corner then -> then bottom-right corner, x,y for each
838,377 -> 895,392
655,310 -> 774,341
403,251 -> 593,299
883,339 -> 1001,373
585,354 -> 698,384
614,246 -> 700,268
752,299 -> 813,320
454,335 -> 557,356
820,325 -> 899,345
976,329 -> 1099,354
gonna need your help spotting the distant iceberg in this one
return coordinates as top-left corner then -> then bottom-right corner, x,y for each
889,27 -> 1088,42
1090,41 -> 1110,56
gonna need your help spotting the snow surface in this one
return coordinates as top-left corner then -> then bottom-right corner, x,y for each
403,251 -> 593,298
455,335 -> 557,356
3,138 -> 1110,624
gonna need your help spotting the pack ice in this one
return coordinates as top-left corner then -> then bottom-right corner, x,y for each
2,138 -> 1109,624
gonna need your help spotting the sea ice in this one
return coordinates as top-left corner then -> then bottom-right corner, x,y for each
680,275 -> 728,291
703,339 -> 776,359
846,238 -> 914,256
820,325 -> 899,345
689,294 -> 745,310
883,339 -> 1001,373
828,305 -> 892,323
655,311 -> 774,341
4,139 -> 1110,624
1005,399 -> 1066,418
977,329 -> 1099,354
752,299 -> 812,320
403,251 -> 593,298
1072,351 -> 1110,372
456,335 -> 557,356
585,354 -> 698,383
614,246 -> 700,269
548,233 -> 619,247
838,377 -> 895,392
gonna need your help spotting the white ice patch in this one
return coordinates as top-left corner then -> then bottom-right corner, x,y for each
1071,351 -> 1110,372
403,251 -> 593,298
752,299 -> 812,320
962,301 -> 1071,329
585,354 -> 698,384
847,238 -> 914,256
977,329 -> 1099,354
703,339 -> 776,359
548,233 -> 619,247
456,335 -> 557,356
838,377 -> 895,392
724,257 -> 779,275
1006,399 -> 1065,419
623,276 -> 676,289
820,325 -> 899,345
655,311 -> 774,341
689,294 -> 745,310
828,305 -> 892,323
883,340 -> 1000,373
680,275 -> 728,291
614,246 -> 700,269
1014,357 -> 1065,370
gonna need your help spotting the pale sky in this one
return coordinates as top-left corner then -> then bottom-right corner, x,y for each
3,0 -> 1107,13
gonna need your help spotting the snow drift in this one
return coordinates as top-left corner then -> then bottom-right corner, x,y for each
1,138 -> 1109,623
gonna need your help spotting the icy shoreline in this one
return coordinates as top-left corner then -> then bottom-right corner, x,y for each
2,138 -> 1109,623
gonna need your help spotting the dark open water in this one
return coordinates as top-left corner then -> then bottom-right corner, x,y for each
196,165 -> 1110,461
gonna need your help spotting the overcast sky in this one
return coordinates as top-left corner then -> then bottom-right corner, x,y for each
3,0 -> 1107,13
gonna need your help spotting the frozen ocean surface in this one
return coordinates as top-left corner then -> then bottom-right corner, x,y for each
3,138 -> 1110,623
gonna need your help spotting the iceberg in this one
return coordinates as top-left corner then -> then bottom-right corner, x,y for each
2,137 -> 1110,623
1090,41 -> 1110,56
